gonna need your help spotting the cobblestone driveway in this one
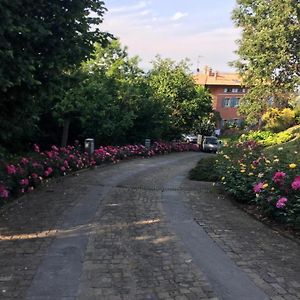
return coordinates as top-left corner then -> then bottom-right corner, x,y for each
0,152 -> 299,300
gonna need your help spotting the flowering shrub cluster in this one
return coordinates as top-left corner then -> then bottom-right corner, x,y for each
0,141 -> 199,204
239,125 -> 300,147
239,130 -> 293,146
217,141 -> 300,227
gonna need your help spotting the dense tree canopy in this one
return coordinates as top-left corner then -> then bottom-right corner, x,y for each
0,0 -> 109,150
54,41 -> 141,145
231,0 -> 300,124
0,2 -> 213,153
147,57 -> 212,138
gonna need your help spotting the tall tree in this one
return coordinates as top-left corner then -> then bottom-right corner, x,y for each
148,57 -> 212,138
0,0 -> 109,151
54,40 -> 151,146
231,0 -> 300,124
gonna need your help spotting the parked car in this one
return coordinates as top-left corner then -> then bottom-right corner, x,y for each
182,133 -> 198,144
198,135 -> 221,153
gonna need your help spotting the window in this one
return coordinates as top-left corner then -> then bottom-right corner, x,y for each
223,97 -> 230,107
224,87 -> 246,93
231,97 -> 240,107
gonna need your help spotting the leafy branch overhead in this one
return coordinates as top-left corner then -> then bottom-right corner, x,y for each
0,0 -> 110,150
231,0 -> 300,124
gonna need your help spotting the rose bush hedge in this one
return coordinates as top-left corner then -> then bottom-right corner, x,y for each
0,142 -> 199,204
217,141 -> 300,228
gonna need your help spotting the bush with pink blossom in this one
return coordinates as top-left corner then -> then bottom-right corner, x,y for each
217,141 -> 300,228
0,141 -> 198,205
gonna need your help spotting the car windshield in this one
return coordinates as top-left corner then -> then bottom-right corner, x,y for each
205,138 -> 218,144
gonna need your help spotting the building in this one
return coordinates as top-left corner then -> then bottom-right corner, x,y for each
193,66 -> 247,129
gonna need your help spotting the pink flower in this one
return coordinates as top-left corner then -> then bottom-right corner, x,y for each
51,145 -> 59,152
21,157 -> 29,165
291,176 -> 300,190
273,171 -> 286,185
276,197 -> 288,209
253,182 -> 264,193
46,151 -> 54,158
60,166 -> 66,172
31,173 -> 38,179
33,144 -> 40,153
0,184 -> 9,199
6,164 -> 17,175
44,167 -> 53,177
32,162 -> 41,168
20,178 -> 29,186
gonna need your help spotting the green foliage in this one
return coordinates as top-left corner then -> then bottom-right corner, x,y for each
231,0 -> 300,124
147,57 -> 212,138
192,113 -> 216,136
240,129 -> 293,146
54,41 -> 171,145
240,130 -> 274,143
0,0 -> 109,151
216,140 -> 300,227
189,156 -> 219,182
262,108 -> 296,132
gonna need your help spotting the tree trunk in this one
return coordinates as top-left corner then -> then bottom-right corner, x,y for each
61,118 -> 70,147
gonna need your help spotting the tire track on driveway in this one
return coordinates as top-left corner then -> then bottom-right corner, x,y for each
162,175 -> 268,300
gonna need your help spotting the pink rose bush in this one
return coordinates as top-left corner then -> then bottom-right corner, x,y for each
291,176 -> 300,190
276,197 -> 288,209
217,140 -> 300,227
253,182 -> 264,193
0,141 -> 199,204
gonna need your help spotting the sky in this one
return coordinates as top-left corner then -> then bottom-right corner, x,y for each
101,0 -> 240,73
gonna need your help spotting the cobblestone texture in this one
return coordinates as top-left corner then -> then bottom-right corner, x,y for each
0,152 -> 299,300
77,187 -> 215,300
0,174 -> 90,299
0,153 -> 216,300
183,180 -> 300,300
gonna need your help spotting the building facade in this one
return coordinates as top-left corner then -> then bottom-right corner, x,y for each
193,67 -> 246,129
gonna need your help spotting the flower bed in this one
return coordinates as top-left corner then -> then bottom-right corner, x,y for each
0,142 -> 199,204
217,141 -> 300,228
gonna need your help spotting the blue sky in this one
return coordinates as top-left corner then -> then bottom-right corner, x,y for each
101,0 -> 240,72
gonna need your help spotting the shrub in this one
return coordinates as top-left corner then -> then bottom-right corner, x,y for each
239,130 -> 293,146
263,131 -> 293,146
240,130 -> 273,143
262,108 -> 295,132
0,141 -> 199,205
216,141 -> 300,227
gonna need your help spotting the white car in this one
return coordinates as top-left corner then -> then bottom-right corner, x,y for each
182,133 -> 198,143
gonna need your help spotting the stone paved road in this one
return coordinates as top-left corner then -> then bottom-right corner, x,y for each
0,152 -> 299,300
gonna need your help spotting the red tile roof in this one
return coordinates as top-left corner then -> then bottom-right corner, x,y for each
193,70 -> 243,86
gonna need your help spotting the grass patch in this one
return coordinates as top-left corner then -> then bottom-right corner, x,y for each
189,155 -> 219,182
